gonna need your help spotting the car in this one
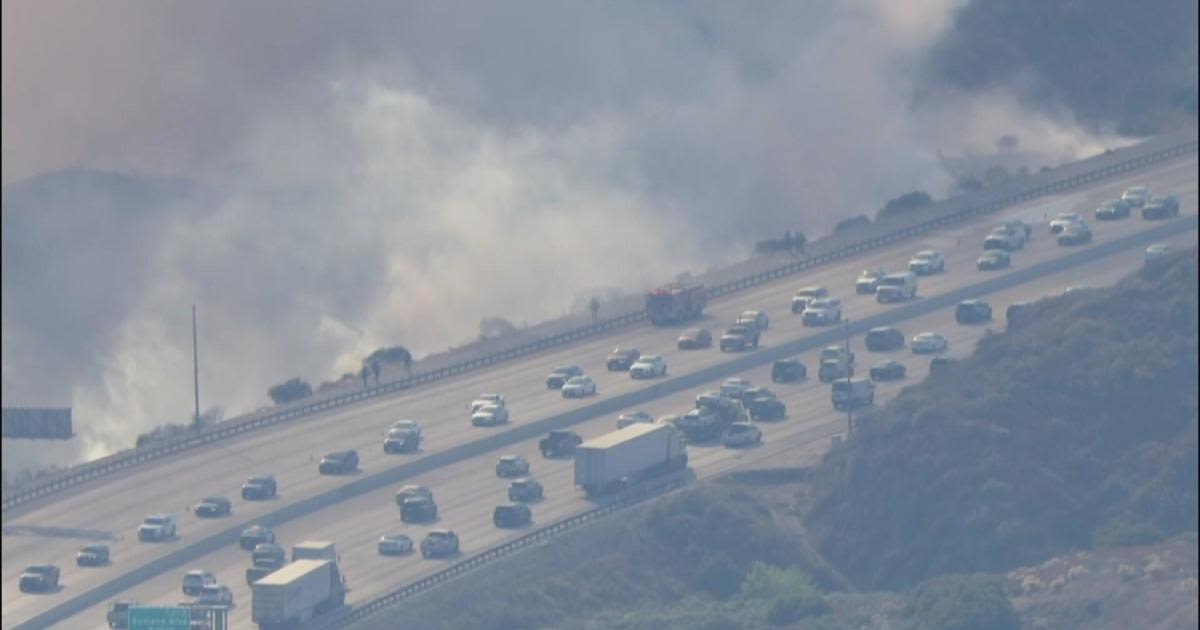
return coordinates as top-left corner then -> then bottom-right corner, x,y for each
252,543 -> 287,568
561,375 -> 597,398
1057,222 -> 1093,245
745,391 -> 786,421
400,496 -> 438,523
196,583 -> 234,606
18,564 -> 60,592
472,404 -> 510,426
496,455 -> 531,477
864,326 -> 905,352
540,430 -> 583,457
194,496 -> 232,518
546,365 -> 584,389
494,503 -> 533,527
378,534 -> 414,556
470,393 -> 505,412
182,569 -> 217,596
791,286 -> 829,313
983,224 -> 1025,251
817,346 -> 855,382
929,356 -> 958,374
720,377 -> 753,399
771,359 -> 806,383
911,332 -> 949,354
318,449 -> 359,474
1142,195 -> 1180,220
137,514 -> 176,541
1121,185 -> 1151,208
1094,199 -> 1132,220
390,419 -> 422,436
1145,243 -> 1176,266
508,478 -> 545,502
239,524 -> 276,550
869,360 -> 906,381
801,297 -> 843,326
606,347 -> 641,371
383,427 -> 421,453
719,324 -> 760,351
630,354 -> 667,379
976,250 -> 1011,270
241,475 -> 277,500
616,410 -> 655,429
77,543 -> 111,566
677,327 -> 713,349
1049,211 -> 1084,234
420,529 -> 460,558
107,600 -> 138,628
832,377 -> 875,410
395,484 -> 434,507
737,310 -> 770,330
955,299 -> 993,324
908,250 -> 945,274
723,422 -> 763,447
856,268 -> 887,294
695,390 -> 738,413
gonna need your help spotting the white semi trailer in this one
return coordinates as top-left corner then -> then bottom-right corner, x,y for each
251,558 -> 345,630
574,423 -> 687,496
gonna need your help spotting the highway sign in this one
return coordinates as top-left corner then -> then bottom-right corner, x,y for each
128,606 -> 189,630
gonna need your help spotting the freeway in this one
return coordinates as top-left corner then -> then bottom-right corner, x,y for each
3,155 -> 1195,628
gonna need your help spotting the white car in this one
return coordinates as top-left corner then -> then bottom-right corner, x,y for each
908,250 -> 945,274
737,310 -> 770,330
378,534 -> 414,556
791,286 -> 829,313
471,404 -> 510,426
390,419 -> 421,436
1049,211 -> 1084,234
496,455 -> 531,478
723,422 -> 762,448
196,583 -> 233,606
801,297 -> 842,326
470,394 -> 505,412
720,377 -> 753,399
910,332 -> 949,354
1121,185 -> 1151,208
629,355 -> 667,379
856,268 -> 887,294
137,514 -> 176,541
561,376 -> 597,398
616,411 -> 655,429
1144,243 -> 1174,265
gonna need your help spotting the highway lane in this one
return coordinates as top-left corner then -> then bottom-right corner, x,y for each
66,224 -> 1200,630
3,155 -> 1194,626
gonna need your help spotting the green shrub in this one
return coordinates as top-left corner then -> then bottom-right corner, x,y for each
904,574 -> 1018,630
267,377 -> 313,404
694,554 -> 745,598
767,593 -> 828,625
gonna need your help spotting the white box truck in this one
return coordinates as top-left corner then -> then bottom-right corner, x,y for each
291,541 -> 336,562
574,423 -> 687,496
251,559 -> 345,630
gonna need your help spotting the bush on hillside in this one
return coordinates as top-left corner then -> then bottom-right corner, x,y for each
877,191 -> 934,221
267,378 -> 313,404
834,215 -> 871,234
902,574 -> 1018,630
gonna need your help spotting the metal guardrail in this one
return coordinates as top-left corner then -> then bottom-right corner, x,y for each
3,134 -> 1195,514
318,471 -> 689,629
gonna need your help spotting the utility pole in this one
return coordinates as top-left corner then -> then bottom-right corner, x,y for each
844,318 -> 853,435
192,305 -> 201,431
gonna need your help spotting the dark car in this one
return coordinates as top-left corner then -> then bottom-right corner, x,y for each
546,365 -> 584,389
508,478 -> 545,502
869,360 -> 906,381
771,359 -> 806,383
400,496 -> 439,523
677,327 -> 713,350
252,543 -> 287,568
1141,195 -> 1180,220
1057,223 -> 1093,245
239,525 -> 276,551
955,299 -> 993,324
194,496 -> 232,518
1094,199 -> 1131,220
929,356 -> 957,375
493,503 -> 533,528
77,543 -> 111,566
606,347 -> 641,371
19,564 -> 60,592
864,326 -> 904,351
745,392 -> 786,421
241,475 -> 277,500
318,449 -> 359,474
539,430 -> 583,457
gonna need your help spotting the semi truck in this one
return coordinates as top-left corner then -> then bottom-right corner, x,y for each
646,284 -> 707,325
251,559 -> 346,630
574,423 -> 687,496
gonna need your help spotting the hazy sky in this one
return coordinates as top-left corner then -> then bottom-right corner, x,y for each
1,0 -> 1124,471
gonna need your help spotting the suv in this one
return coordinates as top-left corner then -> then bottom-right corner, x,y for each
865,327 -> 904,351
546,365 -> 584,389
540,430 -> 583,457
197,583 -> 234,606
241,475 -> 277,500
802,297 -> 842,326
606,347 -> 641,371
955,299 -> 992,324
400,496 -> 439,523
182,569 -> 217,596
791,286 -> 829,313
421,529 -> 460,558
383,427 -> 421,453
194,496 -> 232,518
630,354 -> 667,379
239,524 -> 276,551
472,404 -> 510,426
107,601 -> 138,628
737,310 -> 770,330
77,543 -> 111,566
771,359 -> 806,383
856,268 -> 887,294
395,484 -> 434,507
832,378 -> 875,410
1121,185 -> 1151,208
493,503 -> 533,527
1094,199 -> 1131,220
875,272 -> 917,303
508,478 -> 545,502
745,390 -> 786,421
252,543 -> 287,569
817,346 -> 855,383
984,224 -> 1025,251
1142,195 -> 1180,220
318,449 -> 359,474
869,360 -> 906,381
908,250 -> 945,274
496,455 -> 531,477
137,514 -> 177,541
19,564 -> 60,592
720,324 -> 760,352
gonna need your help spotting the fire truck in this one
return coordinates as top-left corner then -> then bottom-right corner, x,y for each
646,284 -> 707,325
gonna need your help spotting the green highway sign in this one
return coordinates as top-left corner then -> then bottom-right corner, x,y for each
128,606 -> 190,630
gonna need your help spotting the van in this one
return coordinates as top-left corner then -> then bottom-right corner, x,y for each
875,272 -> 917,303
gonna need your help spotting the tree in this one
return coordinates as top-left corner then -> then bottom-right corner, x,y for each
360,365 -> 370,388
371,360 -> 381,385
904,574 -> 1019,630
834,215 -> 871,234
267,378 -> 313,405
876,191 -> 934,221
364,345 -> 412,376
589,297 -> 600,324
796,231 -> 807,253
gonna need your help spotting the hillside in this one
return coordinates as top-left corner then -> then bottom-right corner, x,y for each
806,251 -> 1199,589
